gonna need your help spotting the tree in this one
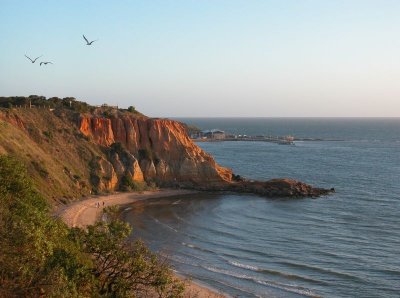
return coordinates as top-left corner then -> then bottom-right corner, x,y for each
127,106 -> 136,113
72,207 -> 185,297
0,155 -> 88,297
0,156 -> 184,297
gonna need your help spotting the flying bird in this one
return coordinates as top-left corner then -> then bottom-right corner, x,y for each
40,61 -> 53,66
25,55 -> 42,63
83,34 -> 98,45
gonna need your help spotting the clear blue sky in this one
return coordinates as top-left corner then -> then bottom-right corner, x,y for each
1,0 -> 400,117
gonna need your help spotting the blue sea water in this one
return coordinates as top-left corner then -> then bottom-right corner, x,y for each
123,118 -> 400,298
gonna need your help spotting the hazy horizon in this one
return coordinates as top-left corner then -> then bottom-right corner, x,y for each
1,1 -> 400,117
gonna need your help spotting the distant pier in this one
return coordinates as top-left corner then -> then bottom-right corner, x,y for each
191,130 -> 342,144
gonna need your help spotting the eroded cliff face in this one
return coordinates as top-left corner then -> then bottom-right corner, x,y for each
0,107 -> 332,199
79,115 -> 232,188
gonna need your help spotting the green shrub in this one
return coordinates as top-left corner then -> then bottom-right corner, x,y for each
0,155 -> 184,297
43,130 -> 53,139
110,142 -> 124,154
0,155 -> 90,296
70,209 -> 185,297
119,173 -> 147,191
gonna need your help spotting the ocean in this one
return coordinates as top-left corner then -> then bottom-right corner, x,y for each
122,118 -> 400,298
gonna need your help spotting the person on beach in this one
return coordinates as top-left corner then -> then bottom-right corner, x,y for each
102,201 -> 105,207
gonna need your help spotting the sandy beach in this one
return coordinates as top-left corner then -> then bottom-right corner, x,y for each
57,189 -> 226,298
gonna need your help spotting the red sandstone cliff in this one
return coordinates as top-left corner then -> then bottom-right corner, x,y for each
0,106 -> 332,199
79,115 -> 232,188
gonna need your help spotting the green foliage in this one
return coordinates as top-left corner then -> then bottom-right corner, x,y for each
127,106 -> 136,113
110,142 -> 125,154
0,155 -> 184,297
72,209 -> 185,297
89,156 -> 101,192
43,130 -> 53,140
103,205 -> 120,222
0,155 -> 87,296
102,110 -> 112,118
138,148 -> 155,160
0,96 -> 92,112
119,174 -> 147,192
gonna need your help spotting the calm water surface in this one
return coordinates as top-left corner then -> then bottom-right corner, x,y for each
123,118 -> 400,298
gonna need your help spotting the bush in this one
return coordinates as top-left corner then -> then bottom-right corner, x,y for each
71,209 -> 184,297
0,155 -> 88,296
0,155 -> 184,297
119,173 -> 147,191
110,142 -> 124,154
43,130 -> 53,140
0,96 -> 94,112
127,106 -> 136,113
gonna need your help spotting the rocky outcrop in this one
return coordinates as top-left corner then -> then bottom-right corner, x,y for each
79,115 -> 232,188
228,178 -> 335,197
97,157 -> 118,190
108,151 -> 144,182
78,114 -> 333,197
194,178 -> 334,198
0,106 -> 333,199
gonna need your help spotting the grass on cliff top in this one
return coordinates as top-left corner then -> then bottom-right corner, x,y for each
0,95 -> 144,117
0,108 -> 104,201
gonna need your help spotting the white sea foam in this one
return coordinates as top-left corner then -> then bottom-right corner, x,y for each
182,242 -> 196,249
203,266 -> 319,297
227,260 -> 259,271
255,280 -> 319,298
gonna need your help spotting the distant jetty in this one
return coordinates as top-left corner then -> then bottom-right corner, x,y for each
191,129 -> 343,144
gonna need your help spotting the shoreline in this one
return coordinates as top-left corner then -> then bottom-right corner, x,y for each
57,189 -> 226,298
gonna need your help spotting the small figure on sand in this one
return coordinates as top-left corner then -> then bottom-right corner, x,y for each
102,201 -> 105,207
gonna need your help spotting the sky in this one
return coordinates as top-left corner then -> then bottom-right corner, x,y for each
1,0 -> 400,117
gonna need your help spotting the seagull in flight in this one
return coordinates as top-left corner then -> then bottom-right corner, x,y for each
83,34 -> 98,45
25,55 -> 42,63
40,61 -> 53,66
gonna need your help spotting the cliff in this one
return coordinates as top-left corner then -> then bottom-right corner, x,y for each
78,115 -> 232,187
0,104 -> 233,201
0,97 -> 333,202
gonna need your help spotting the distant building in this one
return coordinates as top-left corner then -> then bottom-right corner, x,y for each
202,129 -> 225,139
190,132 -> 202,139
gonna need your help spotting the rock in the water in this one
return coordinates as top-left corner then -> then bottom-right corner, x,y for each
198,178 -> 334,198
